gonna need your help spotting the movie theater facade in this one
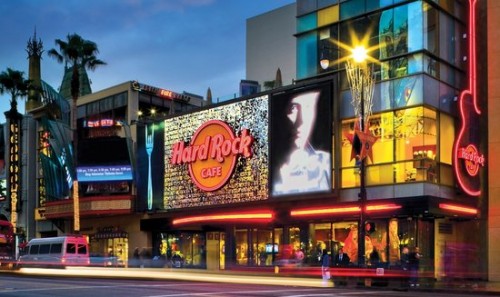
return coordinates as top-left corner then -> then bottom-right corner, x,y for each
137,0 -> 488,280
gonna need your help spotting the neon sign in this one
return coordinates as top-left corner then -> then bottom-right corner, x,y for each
131,80 -> 191,102
453,0 -> 484,196
170,120 -> 254,192
8,122 -> 20,229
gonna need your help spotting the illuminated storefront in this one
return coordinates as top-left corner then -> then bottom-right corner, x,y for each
137,0 -> 486,280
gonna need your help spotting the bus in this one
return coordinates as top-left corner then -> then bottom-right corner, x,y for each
18,235 -> 90,267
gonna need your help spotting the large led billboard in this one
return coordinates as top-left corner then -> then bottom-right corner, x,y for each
270,82 -> 332,196
137,95 -> 269,211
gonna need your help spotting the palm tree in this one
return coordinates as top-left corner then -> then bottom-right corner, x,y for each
0,68 -> 31,113
47,33 -> 106,166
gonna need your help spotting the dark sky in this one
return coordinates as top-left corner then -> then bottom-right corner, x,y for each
0,0 -> 295,122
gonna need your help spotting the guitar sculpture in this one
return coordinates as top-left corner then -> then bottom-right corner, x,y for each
453,0 -> 485,197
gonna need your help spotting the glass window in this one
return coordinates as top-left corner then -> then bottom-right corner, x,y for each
438,82 -> 458,113
50,243 -> 62,254
297,0 -> 318,16
30,245 -> 39,255
340,0 -> 365,20
367,0 -> 393,12
378,8 -> 394,65
391,75 -> 423,109
78,244 -> 87,255
393,4 -> 409,56
365,220 -> 388,266
318,0 -> 339,8
297,32 -> 318,79
331,222 -> 357,264
318,5 -> 339,27
39,244 -> 50,254
423,3 -> 439,55
407,2 -> 423,52
424,55 -> 439,78
67,243 -> 76,254
439,113 -> 454,165
439,12 -> 456,65
423,75 -> 440,108
235,229 -> 248,265
370,112 -> 394,163
297,13 -> 317,33
252,229 -> 273,266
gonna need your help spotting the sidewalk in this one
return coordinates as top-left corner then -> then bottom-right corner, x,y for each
10,266 -> 500,295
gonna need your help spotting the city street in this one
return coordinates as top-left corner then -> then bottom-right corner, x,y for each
0,274 -> 494,297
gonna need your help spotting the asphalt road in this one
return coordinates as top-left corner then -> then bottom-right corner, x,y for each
0,274 -> 494,297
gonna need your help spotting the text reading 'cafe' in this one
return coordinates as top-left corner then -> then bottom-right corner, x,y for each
135,71 -> 484,280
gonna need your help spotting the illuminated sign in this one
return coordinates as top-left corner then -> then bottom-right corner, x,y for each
84,119 -> 115,128
457,144 -> 485,177
453,0 -> 484,197
76,165 -> 133,182
172,211 -> 273,225
171,120 -> 254,191
8,122 -> 20,229
158,95 -> 268,211
131,80 -> 190,102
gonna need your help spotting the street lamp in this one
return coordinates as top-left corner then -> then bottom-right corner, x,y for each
345,46 -> 374,267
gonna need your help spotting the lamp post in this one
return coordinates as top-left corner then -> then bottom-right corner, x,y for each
345,46 -> 374,267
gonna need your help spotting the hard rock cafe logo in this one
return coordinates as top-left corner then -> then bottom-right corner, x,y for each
457,144 -> 485,177
170,120 -> 254,191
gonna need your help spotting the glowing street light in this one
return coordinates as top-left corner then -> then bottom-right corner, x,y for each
345,45 -> 375,267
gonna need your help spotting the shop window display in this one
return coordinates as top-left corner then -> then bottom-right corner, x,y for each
341,106 -> 439,187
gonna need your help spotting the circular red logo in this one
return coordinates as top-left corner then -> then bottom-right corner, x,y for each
170,120 -> 254,192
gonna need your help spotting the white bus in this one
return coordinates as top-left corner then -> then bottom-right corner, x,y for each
18,235 -> 90,267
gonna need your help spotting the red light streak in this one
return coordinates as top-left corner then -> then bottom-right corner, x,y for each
173,211 -> 273,225
290,206 -> 360,217
290,204 -> 401,217
366,204 -> 402,212
439,203 -> 478,215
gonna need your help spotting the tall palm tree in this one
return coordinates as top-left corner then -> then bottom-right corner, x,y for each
47,33 -> 106,166
0,68 -> 31,113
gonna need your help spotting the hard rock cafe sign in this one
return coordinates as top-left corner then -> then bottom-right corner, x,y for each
453,0 -> 485,197
170,120 -> 254,191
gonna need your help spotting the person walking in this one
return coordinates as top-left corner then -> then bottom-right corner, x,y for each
409,246 -> 421,287
321,249 -> 331,284
334,247 -> 350,286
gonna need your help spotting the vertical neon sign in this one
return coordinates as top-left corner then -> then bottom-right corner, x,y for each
453,0 -> 485,196
8,122 -> 20,229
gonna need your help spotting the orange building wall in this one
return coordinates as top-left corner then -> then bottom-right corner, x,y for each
488,0 -> 500,282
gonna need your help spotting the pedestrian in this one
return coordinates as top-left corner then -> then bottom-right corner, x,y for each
131,247 -> 140,267
400,245 -> 410,288
409,246 -> 421,287
334,247 -> 350,286
321,249 -> 330,283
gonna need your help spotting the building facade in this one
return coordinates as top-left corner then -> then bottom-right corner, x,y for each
132,0 -> 491,282
4,0 -> 497,282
